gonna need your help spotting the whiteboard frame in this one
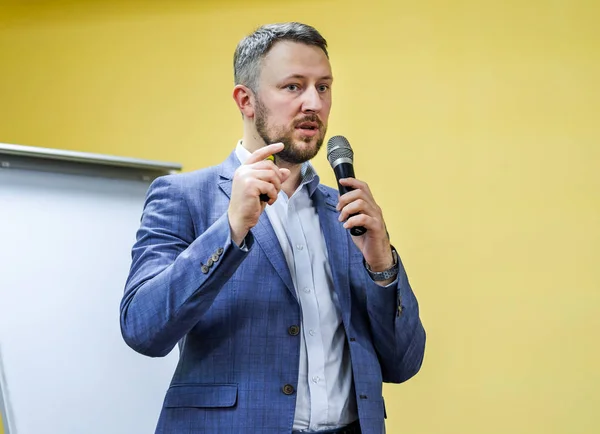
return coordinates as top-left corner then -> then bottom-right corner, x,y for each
0,143 -> 182,181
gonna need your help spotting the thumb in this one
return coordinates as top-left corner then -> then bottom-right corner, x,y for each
279,168 -> 291,182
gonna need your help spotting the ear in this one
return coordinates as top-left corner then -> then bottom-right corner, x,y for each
232,85 -> 255,119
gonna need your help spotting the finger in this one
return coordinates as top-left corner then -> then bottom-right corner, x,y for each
245,142 -> 285,165
342,213 -> 381,232
336,188 -> 373,212
254,180 -> 280,204
339,177 -> 372,195
239,170 -> 281,199
249,160 -> 288,182
279,167 -> 291,181
251,169 -> 282,192
338,199 -> 378,223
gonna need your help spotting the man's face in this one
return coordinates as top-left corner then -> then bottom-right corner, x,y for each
253,41 -> 333,165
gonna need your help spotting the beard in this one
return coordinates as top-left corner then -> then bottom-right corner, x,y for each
254,97 -> 326,165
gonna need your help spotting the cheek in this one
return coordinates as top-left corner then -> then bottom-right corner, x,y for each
267,113 -> 289,129
321,100 -> 333,121
270,108 -> 295,127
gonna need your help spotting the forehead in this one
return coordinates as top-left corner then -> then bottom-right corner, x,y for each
259,41 -> 332,83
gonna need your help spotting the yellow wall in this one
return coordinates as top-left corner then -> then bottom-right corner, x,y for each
1,1 -> 599,433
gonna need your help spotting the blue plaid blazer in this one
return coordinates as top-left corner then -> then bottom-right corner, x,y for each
120,151 -> 426,434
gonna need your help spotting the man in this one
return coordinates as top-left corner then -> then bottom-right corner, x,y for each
120,22 -> 425,434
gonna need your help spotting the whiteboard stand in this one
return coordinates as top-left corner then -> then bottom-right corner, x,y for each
1,346 -> 14,434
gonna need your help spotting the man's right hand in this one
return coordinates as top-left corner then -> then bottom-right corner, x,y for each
228,143 -> 290,246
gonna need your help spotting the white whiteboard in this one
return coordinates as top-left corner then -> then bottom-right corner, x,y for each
0,167 -> 179,434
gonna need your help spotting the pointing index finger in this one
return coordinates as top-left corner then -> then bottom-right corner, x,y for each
245,142 -> 284,165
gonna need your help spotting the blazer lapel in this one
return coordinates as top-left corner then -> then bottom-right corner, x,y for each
217,152 -> 295,298
252,213 -> 296,298
313,186 -> 352,325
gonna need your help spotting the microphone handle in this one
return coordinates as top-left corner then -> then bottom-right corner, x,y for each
333,162 -> 367,236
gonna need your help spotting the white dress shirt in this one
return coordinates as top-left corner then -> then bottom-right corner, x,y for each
235,143 -> 358,431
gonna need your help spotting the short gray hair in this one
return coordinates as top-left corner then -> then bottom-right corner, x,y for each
233,22 -> 328,92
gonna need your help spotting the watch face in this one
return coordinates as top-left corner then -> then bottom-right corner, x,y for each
365,248 -> 399,280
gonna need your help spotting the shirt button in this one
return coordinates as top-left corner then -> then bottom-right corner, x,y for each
311,376 -> 320,383
282,384 -> 295,395
288,325 -> 300,336
296,244 -> 303,250
303,287 -> 311,293
309,330 -> 315,336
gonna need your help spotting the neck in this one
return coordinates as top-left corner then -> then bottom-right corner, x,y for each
274,157 -> 303,198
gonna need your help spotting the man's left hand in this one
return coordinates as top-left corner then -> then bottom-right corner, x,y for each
336,177 -> 395,279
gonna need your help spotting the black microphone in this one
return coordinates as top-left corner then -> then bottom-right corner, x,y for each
327,135 -> 367,236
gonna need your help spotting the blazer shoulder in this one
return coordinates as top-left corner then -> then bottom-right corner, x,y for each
316,183 -> 340,205
318,182 -> 338,196
151,165 -> 220,189
149,151 -> 238,191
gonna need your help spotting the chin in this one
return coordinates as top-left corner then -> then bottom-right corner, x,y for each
294,137 -> 317,146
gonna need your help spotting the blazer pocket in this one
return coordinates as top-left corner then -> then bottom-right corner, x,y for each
164,383 -> 238,408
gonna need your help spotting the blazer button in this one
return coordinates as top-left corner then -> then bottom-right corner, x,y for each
282,384 -> 295,395
207,258 -> 214,267
217,247 -> 224,255
201,265 -> 209,274
211,253 -> 220,262
288,325 -> 300,336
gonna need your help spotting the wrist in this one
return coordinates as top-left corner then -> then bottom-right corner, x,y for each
365,247 -> 399,282
367,253 -> 395,272
228,214 -> 249,247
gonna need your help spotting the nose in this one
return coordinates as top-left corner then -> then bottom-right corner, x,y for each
301,86 -> 323,114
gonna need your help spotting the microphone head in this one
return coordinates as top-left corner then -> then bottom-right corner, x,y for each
327,135 -> 354,168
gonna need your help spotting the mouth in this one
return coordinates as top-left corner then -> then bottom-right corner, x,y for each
295,121 -> 319,132
295,121 -> 320,137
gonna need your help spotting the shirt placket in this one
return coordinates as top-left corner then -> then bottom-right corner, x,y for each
287,197 -> 328,428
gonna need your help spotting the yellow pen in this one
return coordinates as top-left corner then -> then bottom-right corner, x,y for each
260,154 -> 277,202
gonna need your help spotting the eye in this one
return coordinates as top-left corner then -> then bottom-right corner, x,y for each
317,84 -> 330,93
285,84 -> 300,92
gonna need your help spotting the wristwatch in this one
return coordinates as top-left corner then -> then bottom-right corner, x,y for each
365,247 -> 399,281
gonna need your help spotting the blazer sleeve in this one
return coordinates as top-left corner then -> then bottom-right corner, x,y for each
363,253 -> 426,384
119,176 -> 252,357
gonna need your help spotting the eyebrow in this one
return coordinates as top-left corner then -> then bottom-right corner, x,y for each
282,74 -> 334,82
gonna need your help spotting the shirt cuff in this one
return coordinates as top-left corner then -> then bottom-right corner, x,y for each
233,235 -> 250,252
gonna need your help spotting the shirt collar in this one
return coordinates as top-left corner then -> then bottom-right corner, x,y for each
234,141 -> 320,197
